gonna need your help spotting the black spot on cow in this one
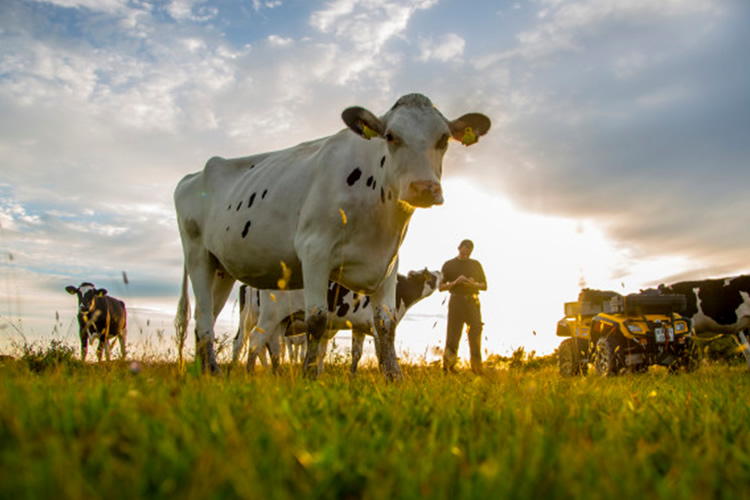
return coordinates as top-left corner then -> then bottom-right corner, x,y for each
347,168 -> 362,186
372,180 -> 377,190
380,187 -> 385,204
366,176 -> 373,187
388,191 -> 393,201
327,282 -> 351,313
184,218 -> 201,239
226,226 -> 230,231
248,193 -> 256,208
380,156 -> 385,168
227,204 -> 232,210
250,164 -> 255,169
262,189 -> 268,199
236,201 -> 242,211
241,221 -> 252,238
336,303 -> 350,317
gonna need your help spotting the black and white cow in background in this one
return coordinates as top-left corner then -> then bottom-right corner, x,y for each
174,93 -> 490,379
65,282 -> 127,361
232,269 -> 441,374
659,275 -> 750,368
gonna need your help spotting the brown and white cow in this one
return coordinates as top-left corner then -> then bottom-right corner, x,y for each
174,94 -> 490,378
659,275 -> 750,368
233,269 -> 441,374
66,282 -> 127,361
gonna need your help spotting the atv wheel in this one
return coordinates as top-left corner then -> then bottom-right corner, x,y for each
595,334 -> 624,376
683,338 -> 699,372
559,338 -> 587,376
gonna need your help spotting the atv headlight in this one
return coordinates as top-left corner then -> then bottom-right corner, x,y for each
674,321 -> 688,334
627,323 -> 644,334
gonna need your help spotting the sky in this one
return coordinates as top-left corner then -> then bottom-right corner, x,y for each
1,0 -> 749,363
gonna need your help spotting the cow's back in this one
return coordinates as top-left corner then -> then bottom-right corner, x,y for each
666,276 -> 750,334
91,296 -> 126,336
176,130 -> 408,293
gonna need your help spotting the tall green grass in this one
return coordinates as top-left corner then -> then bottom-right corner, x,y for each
1,353 -> 749,499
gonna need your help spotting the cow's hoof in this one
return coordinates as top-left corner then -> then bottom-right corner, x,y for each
384,368 -> 403,382
302,363 -> 319,380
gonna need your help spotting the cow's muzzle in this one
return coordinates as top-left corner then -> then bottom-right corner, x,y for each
407,180 -> 443,208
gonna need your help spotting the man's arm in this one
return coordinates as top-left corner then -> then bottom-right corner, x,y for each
469,261 -> 487,292
439,278 -> 457,292
467,277 -> 487,292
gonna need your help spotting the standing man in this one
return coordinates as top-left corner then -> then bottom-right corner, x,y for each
439,239 -> 487,374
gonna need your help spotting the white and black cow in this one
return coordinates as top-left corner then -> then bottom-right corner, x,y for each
233,269 -> 441,374
659,275 -> 750,368
174,94 -> 490,378
65,282 -> 127,362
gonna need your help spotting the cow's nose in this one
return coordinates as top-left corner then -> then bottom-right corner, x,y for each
409,180 -> 443,207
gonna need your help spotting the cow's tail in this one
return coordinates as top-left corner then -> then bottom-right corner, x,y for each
174,266 -> 191,368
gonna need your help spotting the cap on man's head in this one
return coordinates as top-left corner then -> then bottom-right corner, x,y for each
459,239 -> 474,250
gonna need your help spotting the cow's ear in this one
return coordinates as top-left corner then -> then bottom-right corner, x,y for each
342,106 -> 384,140
97,288 -> 108,297
65,286 -> 78,295
448,113 -> 491,146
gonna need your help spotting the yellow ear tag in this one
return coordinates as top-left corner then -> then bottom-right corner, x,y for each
361,122 -> 378,139
461,126 -> 477,146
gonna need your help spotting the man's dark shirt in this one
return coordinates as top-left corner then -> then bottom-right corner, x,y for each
441,257 -> 486,296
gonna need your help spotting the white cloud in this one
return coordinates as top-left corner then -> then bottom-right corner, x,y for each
253,0 -> 283,10
310,0 -> 437,50
418,33 -> 465,63
30,0 -> 130,14
166,0 -> 218,22
483,0 -> 720,64
268,35 -> 294,47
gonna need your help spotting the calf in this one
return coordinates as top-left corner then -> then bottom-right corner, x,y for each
65,282 -> 127,361
233,269 -> 441,373
659,275 -> 750,368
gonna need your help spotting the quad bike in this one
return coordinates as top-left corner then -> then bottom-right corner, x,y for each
556,289 -> 696,376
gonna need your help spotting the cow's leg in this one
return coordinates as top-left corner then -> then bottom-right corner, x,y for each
317,333 -> 331,374
231,327 -> 246,365
246,323 -> 280,372
96,337 -> 104,362
351,329 -> 366,374
738,331 -> 750,369
80,326 -> 88,362
184,252 -> 226,375
175,267 -> 190,367
103,331 -> 112,362
302,304 -> 328,379
118,329 -> 127,360
266,329 -> 283,372
372,270 -> 402,381
285,337 -> 295,363
246,326 -> 263,372
108,337 -> 119,361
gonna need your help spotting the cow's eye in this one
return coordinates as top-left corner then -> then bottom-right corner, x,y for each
385,132 -> 399,145
436,133 -> 449,150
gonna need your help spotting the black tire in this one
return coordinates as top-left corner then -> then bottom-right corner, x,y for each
680,338 -> 700,373
595,334 -> 624,376
559,338 -> 588,376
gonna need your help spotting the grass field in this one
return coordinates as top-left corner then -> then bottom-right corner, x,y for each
1,345 -> 749,500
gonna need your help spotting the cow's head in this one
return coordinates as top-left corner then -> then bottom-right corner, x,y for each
396,268 -> 442,311
66,282 -> 107,315
342,94 -> 491,209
